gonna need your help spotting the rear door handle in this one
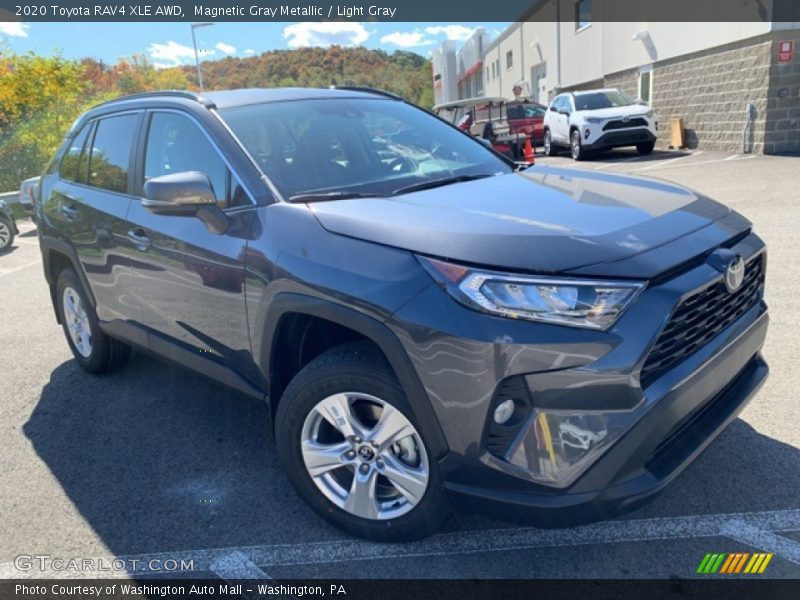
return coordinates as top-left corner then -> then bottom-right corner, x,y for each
128,228 -> 151,249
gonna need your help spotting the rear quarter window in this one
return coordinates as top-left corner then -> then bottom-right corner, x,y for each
58,124 -> 91,182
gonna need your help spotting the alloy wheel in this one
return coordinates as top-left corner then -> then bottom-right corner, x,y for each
62,286 -> 93,357
571,132 -> 581,159
300,392 -> 429,520
0,221 -> 10,249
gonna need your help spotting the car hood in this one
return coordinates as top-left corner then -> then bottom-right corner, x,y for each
308,166 -> 732,275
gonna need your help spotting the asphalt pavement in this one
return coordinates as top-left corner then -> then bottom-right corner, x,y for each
1,149 -> 799,580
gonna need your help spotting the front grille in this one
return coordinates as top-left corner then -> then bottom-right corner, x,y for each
640,254 -> 765,389
603,118 -> 648,130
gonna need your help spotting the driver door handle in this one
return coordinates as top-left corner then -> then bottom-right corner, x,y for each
128,228 -> 151,249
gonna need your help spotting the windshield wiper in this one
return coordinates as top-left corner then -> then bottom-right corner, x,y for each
288,191 -> 388,203
391,174 -> 493,196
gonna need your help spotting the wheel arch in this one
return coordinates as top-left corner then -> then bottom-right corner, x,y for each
40,235 -> 95,324
261,293 -> 449,459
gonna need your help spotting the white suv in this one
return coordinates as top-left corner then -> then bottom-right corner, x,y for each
543,88 -> 657,160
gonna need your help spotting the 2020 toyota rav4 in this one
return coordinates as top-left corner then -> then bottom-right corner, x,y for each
543,88 -> 658,160
36,88 -> 767,541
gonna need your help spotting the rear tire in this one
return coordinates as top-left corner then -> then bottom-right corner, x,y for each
56,268 -> 131,373
637,141 -> 655,155
0,218 -> 14,252
275,342 -> 453,541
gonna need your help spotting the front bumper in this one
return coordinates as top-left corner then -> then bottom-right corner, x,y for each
584,128 -> 656,150
446,321 -> 767,526
388,233 -> 768,525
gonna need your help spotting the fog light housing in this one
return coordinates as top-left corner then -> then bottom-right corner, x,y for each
493,399 -> 516,424
584,128 -> 591,139
506,409 -> 626,487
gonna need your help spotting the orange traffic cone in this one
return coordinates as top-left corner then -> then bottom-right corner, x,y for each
524,137 -> 535,164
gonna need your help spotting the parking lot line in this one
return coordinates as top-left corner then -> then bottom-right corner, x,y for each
590,155 -> 652,170
721,520 -> 800,565
211,550 -> 273,590
0,259 -> 41,277
631,151 -> 704,172
633,154 -> 757,172
2,508 -> 798,579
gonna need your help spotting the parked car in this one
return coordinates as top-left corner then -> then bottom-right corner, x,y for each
434,96 -> 531,161
543,88 -> 658,160
38,88 -> 767,541
0,199 -> 19,252
506,100 -> 546,145
20,176 -> 40,220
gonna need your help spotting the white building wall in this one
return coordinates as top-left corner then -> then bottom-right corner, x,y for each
479,17 -> 776,102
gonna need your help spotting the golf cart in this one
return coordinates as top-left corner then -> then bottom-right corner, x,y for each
434,97 -> 532,163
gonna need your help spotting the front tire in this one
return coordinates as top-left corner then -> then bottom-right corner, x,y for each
543,129 -> 557,156
637,141 -> 655,155
275,342 -> 453,541
0,218 -> 14,252
56,268 -> 131,373
571,129 -> 587,161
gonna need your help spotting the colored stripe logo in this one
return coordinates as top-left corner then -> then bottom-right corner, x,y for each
696,552 -> 773,574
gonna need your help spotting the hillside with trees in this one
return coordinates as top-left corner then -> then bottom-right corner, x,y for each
0,45 -> 432,192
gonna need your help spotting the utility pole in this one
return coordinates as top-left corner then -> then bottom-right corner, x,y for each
191,22 -> 213,92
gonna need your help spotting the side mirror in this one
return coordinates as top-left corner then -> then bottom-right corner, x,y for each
549,105 -> 557,112
478,138 -> 493,147
142,171 -> 228,234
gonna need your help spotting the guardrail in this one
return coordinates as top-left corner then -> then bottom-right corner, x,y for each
0,191 -> 21,205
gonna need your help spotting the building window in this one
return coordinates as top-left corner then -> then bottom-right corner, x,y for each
638,65 -> 653,104
506,50 -> 513,69
486,66 -> 490,82
434,73 -> 442,82
576,0 -> 592,30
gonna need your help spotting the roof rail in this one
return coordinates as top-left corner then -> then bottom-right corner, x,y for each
332,86 -> 404,101
92,90 -> 217,110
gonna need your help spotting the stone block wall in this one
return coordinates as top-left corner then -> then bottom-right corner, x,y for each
558,30 -> 800,154
764,33 -> 800,154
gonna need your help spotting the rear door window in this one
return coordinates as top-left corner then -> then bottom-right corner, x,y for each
87,114 -> 138,194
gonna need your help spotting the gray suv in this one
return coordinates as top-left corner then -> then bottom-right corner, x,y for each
36,88 -> 768,541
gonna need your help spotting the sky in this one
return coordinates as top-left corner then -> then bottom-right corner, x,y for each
0,22 -> 510,66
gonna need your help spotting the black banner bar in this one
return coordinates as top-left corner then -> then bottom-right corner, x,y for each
4,578 -> 800,600
2,0 -> 800,23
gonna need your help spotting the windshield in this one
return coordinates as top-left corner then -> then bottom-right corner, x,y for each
574,90 -> 635,111
219,98 -> 512,199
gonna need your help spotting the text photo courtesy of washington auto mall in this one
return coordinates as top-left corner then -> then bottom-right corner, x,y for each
1,0 -> 800,598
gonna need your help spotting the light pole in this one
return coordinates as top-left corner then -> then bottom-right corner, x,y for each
191,22 -> 213,92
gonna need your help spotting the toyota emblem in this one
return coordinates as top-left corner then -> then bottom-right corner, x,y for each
724,256 -> 745,293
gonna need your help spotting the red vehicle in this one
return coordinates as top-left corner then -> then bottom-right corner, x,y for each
506,101 -> 547,146
434,97 -> 531,162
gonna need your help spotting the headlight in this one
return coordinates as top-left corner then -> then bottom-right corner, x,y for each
418,256 -> 644,330
584,117 -> 604,124
644,109 -> 655,118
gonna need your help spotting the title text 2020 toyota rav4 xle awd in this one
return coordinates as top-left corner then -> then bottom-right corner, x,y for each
36,88 -> 768,541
